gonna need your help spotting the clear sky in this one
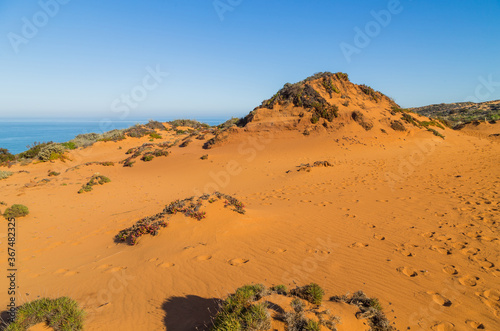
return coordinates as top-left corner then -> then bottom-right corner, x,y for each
0,0 -> 499,120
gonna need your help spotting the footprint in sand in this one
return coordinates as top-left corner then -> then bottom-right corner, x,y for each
156,262 -> 175,268
429,292 -> 452,307
483,289 -> 500,301
442,265 -> 458,275
460,247 -> 480,255
465,320 -> 485,329
477,259 -> 494,269
397,248 -> 414,257
397,267 -> 418,277
54,268 -> 69,274
348,242 -> 368,248
195,255 -> 212,261
306,249 -> 330,254
228,258 -> 249,266
430,245 -> 452,255
459,275 -> 479,287
267,248 -> 287,254
431,322 -> 455,331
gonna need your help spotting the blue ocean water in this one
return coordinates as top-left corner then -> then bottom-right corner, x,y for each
0,118 -> 228,154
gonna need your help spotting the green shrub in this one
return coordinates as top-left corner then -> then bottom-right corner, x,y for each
5,297 -> 84,331
290,298 -> 304,313
291,283 -> 324,305
149,132 -> 162,139
201,154 -> 208,160
270,285 -> 287,295
0,148 -> 15,163
48,171 -> 60,177
3,204 -> 29,219
304,319 -> 321,331
78,175 -> 111,194
38,143 -> 66,162
0,170 -> 13,180
61,142 -> 77,150
142,155 -> 154,162
17,142 -> 53,160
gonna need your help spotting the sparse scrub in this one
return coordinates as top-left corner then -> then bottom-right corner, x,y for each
142,154 -> 154,161
116,192 -> 246,245
359,84 -> 380,102
149,132 -> 162,139
38,143 -> 66,162
291,283 -> 324,305
390,120 -> 406,131
330,291 -> 393,331
78,174 -> 110,194
0,170 -> 13,180
4,297 -> 84,331
351,110 -> 373,131
0,148 -> 15,164
3,204 -> 29,219
201,154 -> 208,160
270,285 -> 287,295
48,171 -> 60,176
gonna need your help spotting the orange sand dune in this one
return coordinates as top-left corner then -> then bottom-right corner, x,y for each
1,121 -> 499,330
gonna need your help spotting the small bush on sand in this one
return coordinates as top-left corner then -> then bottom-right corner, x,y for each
38,143 -> 66,162
116,192 -> 246,245
145,120 -> 166,130
0,148 -> 15,164
48,171 -> 60,177
142,154 -> 154,162
5,297 -> 84,331
3,204 -> 29,219
78,174 -> 111,194
270,284 -> 287,295
61,141 -> 77,150
0,170 -> 13,180
17,142 -> 53,160
330,291 -> 393,330
149,132 -> 162,139
201,154 -> 208,160
390,120 -> 406,131
212,285 -> 271,331
290,283 -> 324,305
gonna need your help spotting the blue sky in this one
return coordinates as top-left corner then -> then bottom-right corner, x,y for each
0,0 -> 499,120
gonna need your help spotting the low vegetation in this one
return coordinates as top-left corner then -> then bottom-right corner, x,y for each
121,142 -> 170,167
291,161 -> 333,173
0,170 -> 13,180
77,174 -> 111,194
3,204 -> 29,219
331,291 -> 393,330
410,100 -> 500,127
116,192 -> 245,245
351,110 -> 373,131
257,75 -> 340,124
4,297 -> 84,331
210,283 -> 393,331
211,283 -> 344,331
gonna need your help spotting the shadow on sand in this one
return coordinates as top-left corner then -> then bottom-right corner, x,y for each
162,295 -> 223,331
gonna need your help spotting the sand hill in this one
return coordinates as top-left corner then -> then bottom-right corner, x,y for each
0,73 -> 499,331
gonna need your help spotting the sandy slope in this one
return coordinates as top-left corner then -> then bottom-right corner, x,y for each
0,124 -> 499,331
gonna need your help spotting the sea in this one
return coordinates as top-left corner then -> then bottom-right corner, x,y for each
0,117 -> 229,154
